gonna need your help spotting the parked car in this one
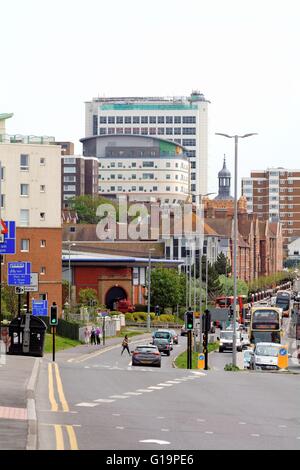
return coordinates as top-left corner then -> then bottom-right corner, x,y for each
243,349 -> 254,369
131,344 -> 161,367
152,330 -> 173,356
168,329 -> 179,344
249,342 -> 284,371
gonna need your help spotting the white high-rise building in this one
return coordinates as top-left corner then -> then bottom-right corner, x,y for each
85,92 -> 210,199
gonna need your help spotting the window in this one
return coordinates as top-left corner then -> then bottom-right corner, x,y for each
39,184 -> 46,193
166,116 -> 173,124
110,186 -> 115,191
149,116 -> 156,124
191,161 -> 196,169
20,184 -> 29,196
108,128 -> 115,134
64,185 -> 76,191
149,128 -> 156,135
108,116 -> 115,124
143,161 -> 154,167
100,116 -> 107,124
40,158 -> 45,165
64,167 -> 76,173
153,186 -> 158,191
40,266 -> 46,275
182,128 -> 196,135
117,186 -> 122,191
157,116 -> 164,124
288,188 -> 293,192
133,128 -> 140,134
166,186 -> 171,191
20,154 -> 29,170
166,174 -> 171,180
133,116 -> 140,124
174,138 -> 181,144
166,162 -> 171,168
64,157 -> 76,164
64,176 -> 76,182
186,150 -> 196,158
40,240 -> 46,248
124,128 -> 131,134
183,116 -> 196,124
157,128 -> 165,135
20,209 -> 29,227
124,116 -> 131,124
118,162 -> 123,168
132,162 -> 137,168
142,173 -> 154,179
182,139 -> 196,146
141,128 -> 148,135
132,186 -> 136,191
116,128 -> 123,134
110,175 -> 115,179
21,239 -> 29,252
99,128 -> 106,135
40,212 -> 45,221
116,116 -> 123,124
141,116 -> 148,124
166,128 -> 173,135
174,116 -> 181,123
191,173 -> 196,180
139,186 -> 143,191
174,128 -> 181,135
131,174 -> 136,179
118,174 -> 122,179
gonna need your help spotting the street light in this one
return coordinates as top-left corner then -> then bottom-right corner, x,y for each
68,242 -> 76,307
147,248 -> 155,331
215,132 -> 257,366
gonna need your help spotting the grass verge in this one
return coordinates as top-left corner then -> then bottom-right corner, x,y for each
175,343 -> 219,369
44,334 -> 82,353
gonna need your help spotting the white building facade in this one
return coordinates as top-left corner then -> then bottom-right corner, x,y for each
84,92 -> 209,199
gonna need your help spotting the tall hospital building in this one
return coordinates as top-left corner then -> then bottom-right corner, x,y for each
84,92 -> 209,200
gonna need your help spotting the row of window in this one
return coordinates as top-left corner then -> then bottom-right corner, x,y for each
20,154 -> 46,169
100,186 -> 186,193
99,116 -> 196,124
99,127 -> 196,137
20,209 -> 46,225
19,184 -> 46,196
99,173 -> 188,181
99,161 -> 188,169
21,239 -> 47,251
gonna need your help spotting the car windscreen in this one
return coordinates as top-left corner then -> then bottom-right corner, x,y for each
220,332 -> 233,340
154,332 -> 170,339
136,347 -> 157,353
255,345 -> 279,357
251,331 -> 281,344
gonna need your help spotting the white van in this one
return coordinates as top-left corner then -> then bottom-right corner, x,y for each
249,342 -> 283,370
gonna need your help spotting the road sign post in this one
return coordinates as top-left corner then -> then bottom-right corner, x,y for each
50,303 -> 58,362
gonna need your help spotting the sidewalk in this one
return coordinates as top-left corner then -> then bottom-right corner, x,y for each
0,351 -> 38,450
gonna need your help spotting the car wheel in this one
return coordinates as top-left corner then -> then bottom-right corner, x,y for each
166,351 -> 170,356
219,348 -> 223,353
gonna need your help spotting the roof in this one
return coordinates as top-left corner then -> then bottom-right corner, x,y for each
80,133 -> 187,152
0,113 -> 13,121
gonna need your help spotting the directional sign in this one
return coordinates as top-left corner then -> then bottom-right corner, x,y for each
24,273 -> 39,292
32,300 -> 48,317
0,221 -> 16,254
8,262 -> 31,286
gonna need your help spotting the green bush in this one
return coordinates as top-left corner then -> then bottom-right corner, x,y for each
125,313 -> 134,321
224,363 -> 240,372
109,311 -> 122,316
159,314 -> 175,323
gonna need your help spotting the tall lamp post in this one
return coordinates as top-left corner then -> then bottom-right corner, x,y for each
215,132 -> 257,366
147,248 -> 155,331
68,242 -> 76,308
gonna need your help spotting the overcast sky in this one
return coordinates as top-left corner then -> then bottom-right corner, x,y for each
1,0 -> 300,195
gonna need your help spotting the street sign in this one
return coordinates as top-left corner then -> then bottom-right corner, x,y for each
198,353 -> 205,370
24,273 -> 39,292
278,345 -> 288,369
15,286 -> 25,294
32,300 -> 48,317
8,261 -> 31,286
0,221 -> 16,254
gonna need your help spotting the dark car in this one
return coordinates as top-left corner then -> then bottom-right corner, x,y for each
181,325 -> 188,336
131,344 -> 161,367
169,329 -> 179,344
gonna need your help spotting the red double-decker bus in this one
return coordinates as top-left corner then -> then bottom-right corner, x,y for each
215,295 -> 249,324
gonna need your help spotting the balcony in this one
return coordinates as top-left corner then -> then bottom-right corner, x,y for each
0,134 -> 55,144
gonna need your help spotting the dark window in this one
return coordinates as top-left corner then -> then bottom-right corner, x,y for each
116,116 -> 123,124
183,139 -> 196,146
108,116 -> 115,124
124,116 -> 132,124
174,116 -> 181,123
157,116 -> 164,124
99,116 -> 107,124
166,116 -> 173,124
149,116 -> 156,124
133,116 -> 140,124
93,115 -> 98,135
141,116 -> 148,124
183,116 -> 196,124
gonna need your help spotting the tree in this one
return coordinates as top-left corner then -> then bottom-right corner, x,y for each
69,195 -> 118,224
62,280 -> 70,305
201,256 -> 222,300
214,253 -> 231,276
1,285 -> 21,319
150,268 -> 184,313
218,275 -> 249,296
78,288 -> 98,306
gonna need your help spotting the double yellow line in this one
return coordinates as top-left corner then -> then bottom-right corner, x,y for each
48,363 -> 78,450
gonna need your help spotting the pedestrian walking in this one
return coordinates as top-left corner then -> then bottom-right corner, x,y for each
95,326 -> 101,345
121,335 -> 130,356
84,327 -> 90,345
90,326 -> 96,345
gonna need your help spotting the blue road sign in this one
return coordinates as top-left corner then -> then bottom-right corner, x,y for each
32,300 -> 48,317
0,221 -> 16,254
8,261 -> 31,286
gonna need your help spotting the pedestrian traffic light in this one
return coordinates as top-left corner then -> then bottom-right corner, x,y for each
50,302 -> 58,326
155,305 -> 160,316
185,310 -> 194,330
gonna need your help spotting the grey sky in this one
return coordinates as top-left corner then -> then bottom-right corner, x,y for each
1,0 -> 299,195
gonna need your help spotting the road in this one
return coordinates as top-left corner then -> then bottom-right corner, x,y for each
35,331 -> 300,450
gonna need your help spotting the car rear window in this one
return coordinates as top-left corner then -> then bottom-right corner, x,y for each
154,332 -> 170,339
136,346 -> 157,353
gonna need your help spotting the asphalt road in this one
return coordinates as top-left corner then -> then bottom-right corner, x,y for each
35,331 -> 300,450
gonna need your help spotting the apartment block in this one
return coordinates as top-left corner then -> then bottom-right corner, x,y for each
242,168 -> 300,255
0,113 -> 62,311
84,91 -> 209,199
61,155 -> 99,208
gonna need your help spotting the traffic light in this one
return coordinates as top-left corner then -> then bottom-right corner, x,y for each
185,310 -> 194,330
50,302 -> 58,326
155,305 -> 160,316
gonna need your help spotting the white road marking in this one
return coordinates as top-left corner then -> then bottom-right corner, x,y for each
239,422 -> 247,425
161,429 -> 169,432
139,439 -> 170,445
191,371 -> 206,376
157,416 -> 165,419
205,431 -> 214,434
75,402 -> 98,407
109,395 -> 129,399
251,434 -> 260,437
137,389 -> 154,393
112,413 -> 120,416
165,380 -> 180,384
157,383 -> 173,387
94,399 -> 116,403
84,366 -> 90,369
197,419 -> 206,422
116,426 -> 124,430
148,386 -> 163,390
278,425 -> 287,428
124,392 -> 142,396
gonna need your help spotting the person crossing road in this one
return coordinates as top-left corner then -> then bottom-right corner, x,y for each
121,335 -> 130,356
